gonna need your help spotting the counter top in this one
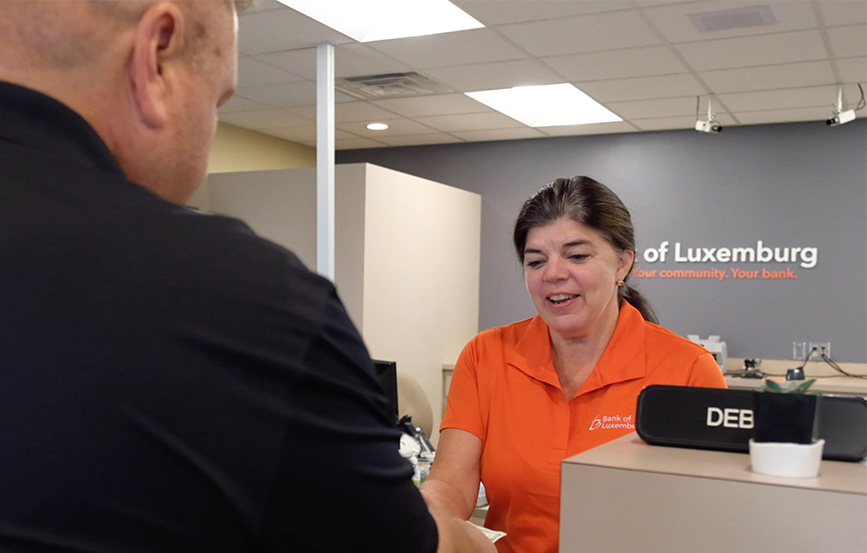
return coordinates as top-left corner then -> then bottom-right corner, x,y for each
563,433 -> 867,495
724,374 -> 867,396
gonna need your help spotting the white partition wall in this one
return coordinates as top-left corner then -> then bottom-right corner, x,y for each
360,164 -> 481,439
204,164 -> 481,440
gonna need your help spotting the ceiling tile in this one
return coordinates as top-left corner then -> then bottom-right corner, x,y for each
450,127 -> 547,142
634,111 -> 736,127
425,60 -> 562,92
339,119 -> 440,137
218,95 -> 267,113
698,61 -> 837,94
218,109 -> 314,129
224,0 -> 866,148
236,81 -> 317,106
237,82 -> 355,107
837,57 -> 867,84
253,49 -> 317,80
839,83 -> 866,111
674,30 -> 828,71
333,102 -> 408,124
238,7 -> 351,55
260,126 -> 357,143
257,43 -> 414,81
336,138 -> 390,150
819,1 -> 867,27
366,29 -> 526,68
577,74 -> 707,103
735,106 -> 843,125
496,11 -> 662,56
634,0 -> 697,6
606,97 -> 699,119
332,44 -> 416,78
539,121 -> 636,136
415,112 -> 523,132
630,115 -> 698,131
719,85 -> 839,112
643,1 -> 818,44
244,0 -> 285,13
455,0 -> 631,25
370,94 -> 488,117
375,133 -> 465,147
238,56 -> 306,86
828,25 -> 867,58
542,46 -> 690,82
283,103 -> 372,123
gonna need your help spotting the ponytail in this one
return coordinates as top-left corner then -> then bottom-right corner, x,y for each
619,280 -> 658,324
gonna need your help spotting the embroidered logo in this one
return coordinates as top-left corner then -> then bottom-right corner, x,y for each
589,414 -> 634,431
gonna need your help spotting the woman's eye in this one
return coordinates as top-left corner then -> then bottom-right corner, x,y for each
526,260 -> 544,269
570,254 -> 589,261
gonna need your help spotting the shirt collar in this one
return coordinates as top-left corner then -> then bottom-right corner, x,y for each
0,81 -> 125,177
578,301 -> 647,395
507,315 -> 560,388
505,302 -> 648,393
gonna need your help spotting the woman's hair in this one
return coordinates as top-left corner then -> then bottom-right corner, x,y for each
512,176 -> 658,324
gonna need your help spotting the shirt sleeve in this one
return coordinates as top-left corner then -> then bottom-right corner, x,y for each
687,351 -> 729,389
440,336 -> 487,441
261,288 -> 438,553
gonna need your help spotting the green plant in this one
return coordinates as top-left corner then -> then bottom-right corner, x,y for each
762,378 -> 816,394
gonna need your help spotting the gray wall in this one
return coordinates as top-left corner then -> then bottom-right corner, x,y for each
337,120 -> 867,363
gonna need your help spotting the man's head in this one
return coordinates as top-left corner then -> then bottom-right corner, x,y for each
0,0 -> 247,204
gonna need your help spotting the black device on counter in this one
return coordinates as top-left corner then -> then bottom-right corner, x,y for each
636,385 -> 867,462
373,359 -> 399,423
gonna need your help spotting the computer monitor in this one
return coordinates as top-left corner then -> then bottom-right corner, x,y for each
373,359 -> 399,423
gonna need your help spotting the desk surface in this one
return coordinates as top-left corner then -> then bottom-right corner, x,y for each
563,433 -> 867,495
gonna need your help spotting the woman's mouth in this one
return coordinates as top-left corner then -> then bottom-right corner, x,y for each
548,294 -> 578,305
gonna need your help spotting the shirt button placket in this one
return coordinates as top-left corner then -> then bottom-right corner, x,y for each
549,395 -> 570,464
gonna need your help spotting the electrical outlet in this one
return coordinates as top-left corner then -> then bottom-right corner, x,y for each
808,341 -> 830,359
792,341 -> 807,360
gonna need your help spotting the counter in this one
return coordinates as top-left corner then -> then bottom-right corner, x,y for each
560,433 -> 867,553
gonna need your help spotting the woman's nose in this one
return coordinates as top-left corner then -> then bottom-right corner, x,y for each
543,258 -> 568,281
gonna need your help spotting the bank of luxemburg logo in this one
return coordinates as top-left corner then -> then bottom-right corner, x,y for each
589,414 -> 635,431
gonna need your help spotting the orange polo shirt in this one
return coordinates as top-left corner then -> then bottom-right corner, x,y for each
441,302 -> 727,553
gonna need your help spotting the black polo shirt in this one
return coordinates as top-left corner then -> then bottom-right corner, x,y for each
0,81 -> 437,553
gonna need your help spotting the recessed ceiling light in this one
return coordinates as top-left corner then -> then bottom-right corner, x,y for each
367,123 -> 389,131
275,0 -> 484,42
465,84 -> 622,127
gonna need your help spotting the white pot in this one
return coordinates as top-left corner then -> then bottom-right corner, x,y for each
748,438 -> 825,478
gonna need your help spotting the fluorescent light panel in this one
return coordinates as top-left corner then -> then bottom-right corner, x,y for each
466,84 -> 622,127
276,0 -> 484,42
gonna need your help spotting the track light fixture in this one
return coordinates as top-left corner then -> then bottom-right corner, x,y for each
826,84 -> 864,127
695,97 -> 722,134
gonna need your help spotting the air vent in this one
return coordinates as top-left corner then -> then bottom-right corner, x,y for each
336,72 -> 451,99
688,5 -> 777,32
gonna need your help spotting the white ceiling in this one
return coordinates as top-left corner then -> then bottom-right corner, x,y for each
220,0 -> 867,150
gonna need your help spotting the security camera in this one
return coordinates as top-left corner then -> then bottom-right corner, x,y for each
826,109 -> 856,126
695,119 -> 722,134
695,97 -> 723,134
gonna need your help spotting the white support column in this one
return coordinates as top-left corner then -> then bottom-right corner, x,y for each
316,42 -> 336,280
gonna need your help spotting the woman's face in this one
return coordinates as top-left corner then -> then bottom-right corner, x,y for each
523,217 -> 634,341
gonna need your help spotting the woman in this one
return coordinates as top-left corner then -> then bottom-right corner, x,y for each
420,176 -> 726,553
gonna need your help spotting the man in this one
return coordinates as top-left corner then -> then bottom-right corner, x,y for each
0,2 -> 493,551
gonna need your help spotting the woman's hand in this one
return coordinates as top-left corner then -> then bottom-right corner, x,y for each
427,503 -> 498,553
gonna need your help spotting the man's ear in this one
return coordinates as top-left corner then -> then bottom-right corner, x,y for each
128,2 -> 186,128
